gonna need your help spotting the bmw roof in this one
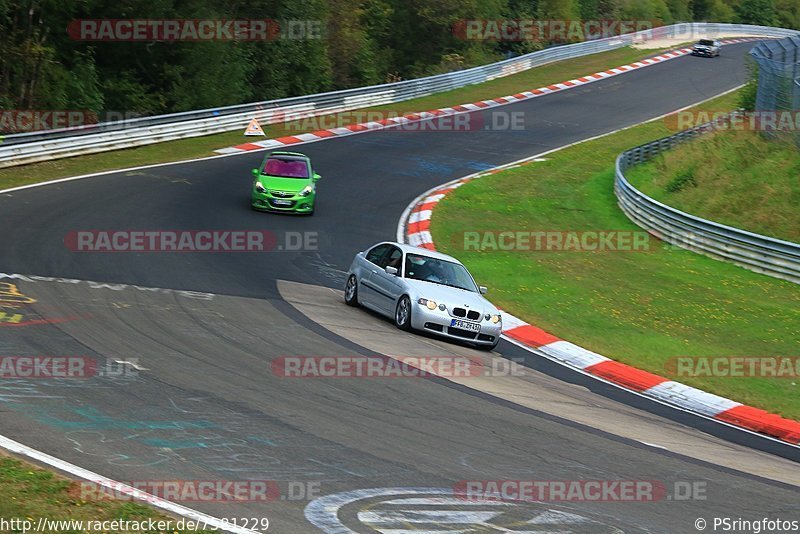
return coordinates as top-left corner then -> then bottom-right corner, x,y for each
373,241 -> 465,265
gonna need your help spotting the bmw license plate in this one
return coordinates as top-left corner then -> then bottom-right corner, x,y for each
451,319 -> 480,332
272,199 -> 292,206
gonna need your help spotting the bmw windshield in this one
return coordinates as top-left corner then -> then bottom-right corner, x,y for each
404,254 -> 479,292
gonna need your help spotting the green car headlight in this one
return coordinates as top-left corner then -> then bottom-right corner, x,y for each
418,298 -> 438,310
254,182 -> 267,192
299,185 -> 314,197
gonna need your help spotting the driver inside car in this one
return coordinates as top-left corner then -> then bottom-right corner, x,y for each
424,261 -> 447,283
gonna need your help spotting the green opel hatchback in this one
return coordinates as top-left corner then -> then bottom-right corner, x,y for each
251,151 -> 321,215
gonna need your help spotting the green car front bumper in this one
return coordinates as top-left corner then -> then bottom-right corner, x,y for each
251,190 -> 315,213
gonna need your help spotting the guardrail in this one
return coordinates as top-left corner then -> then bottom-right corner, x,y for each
614,112 -> 800,284
1,23 -> 797,168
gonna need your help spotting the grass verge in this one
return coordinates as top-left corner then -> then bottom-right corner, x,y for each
0,453 -> 213,533
432,90 -> 800,420
0,46 -> 676,191
625,129 -> 800,242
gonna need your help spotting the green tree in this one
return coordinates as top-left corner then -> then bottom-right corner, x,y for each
690,0 -> 712,19
596,0 -> 622,18
578,0 -> 599,18
620,0 -> 673,22
537,0 -> 579,19
61,50 -> 104,111
164,43 -> 254,111
707,0 -> 735,22
1,0 -> 791,128
666,0 -> 691,20
385,0 -> 508,78
326,0 -> 390,88
736,0 -> 779,25
246,0 -> 332,99
774,0 -> 800,28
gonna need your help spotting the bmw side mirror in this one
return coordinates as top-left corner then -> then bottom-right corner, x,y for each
251,168 -> 259,176
386,266 -> 398,276
313,173 -> 321,182
479,286 -> 488,294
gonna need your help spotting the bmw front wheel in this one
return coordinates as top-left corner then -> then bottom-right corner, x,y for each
395,296 -> 412,331
344,275 -> 359,306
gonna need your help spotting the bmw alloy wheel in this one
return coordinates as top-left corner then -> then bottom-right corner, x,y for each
345,275 -> 359,306
395,296 -> 411,330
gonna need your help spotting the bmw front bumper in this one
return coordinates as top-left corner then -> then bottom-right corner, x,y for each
410,304 -> 502,346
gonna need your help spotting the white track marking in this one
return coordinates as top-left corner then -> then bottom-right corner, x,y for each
0,435 -> 258,534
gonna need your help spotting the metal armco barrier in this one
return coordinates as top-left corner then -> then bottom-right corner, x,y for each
615,112 -> 800,284
1,23 -> 797,168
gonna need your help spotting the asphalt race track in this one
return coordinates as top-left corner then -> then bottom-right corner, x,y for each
0,41 -> 798,533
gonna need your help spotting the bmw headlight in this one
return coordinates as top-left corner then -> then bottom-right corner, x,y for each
254,181 -> 266,192
417,298 -> 438,310
299,185 -> 314,197
485,313 -> 501,324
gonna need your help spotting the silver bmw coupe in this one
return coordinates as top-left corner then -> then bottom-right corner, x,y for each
344,242 -> 503,350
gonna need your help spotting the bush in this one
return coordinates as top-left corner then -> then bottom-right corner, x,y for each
738,61 -> 759,111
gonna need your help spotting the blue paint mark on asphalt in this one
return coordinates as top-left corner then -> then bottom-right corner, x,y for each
394,155 -> 496,178
31,406 -> 216,430
142,439 -> 213,449
395,156 -> 496,178
247,435 -> 277,446
143,435 -> 277,450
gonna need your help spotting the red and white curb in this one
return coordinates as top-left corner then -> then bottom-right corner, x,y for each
216,39 -> 759,156
399,162 -> 800,448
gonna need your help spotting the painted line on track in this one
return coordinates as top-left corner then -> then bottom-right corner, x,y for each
0,434 -> 259,534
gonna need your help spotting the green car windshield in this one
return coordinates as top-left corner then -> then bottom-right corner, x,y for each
404,254 -> 478,292
263,158 -> 309,178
